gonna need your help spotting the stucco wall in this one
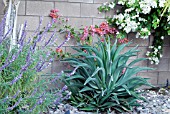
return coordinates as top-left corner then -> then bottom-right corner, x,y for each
0,0 -> 170,86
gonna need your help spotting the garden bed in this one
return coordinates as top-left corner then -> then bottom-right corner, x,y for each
48,88 -> 170,114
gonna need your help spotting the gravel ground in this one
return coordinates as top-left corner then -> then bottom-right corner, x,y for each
48,88 -> 170,114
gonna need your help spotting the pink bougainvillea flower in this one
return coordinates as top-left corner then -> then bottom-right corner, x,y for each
95,28 -> 104,36
89,25 -> 96,36
51,9 -> 59,13
56,48 -> 63,53
99,22 -> 109,31
49,12 -> 58,19
80,36 -> 86,41
83,26 -> 89,37
118,38 -> 129,44
99,22 -> 109,29
80,26 -> 89,41
109,28 -> 117,34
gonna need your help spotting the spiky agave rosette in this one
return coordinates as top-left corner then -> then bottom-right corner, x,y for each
62,37 -> 154,113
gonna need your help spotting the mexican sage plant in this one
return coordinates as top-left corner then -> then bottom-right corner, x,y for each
0,1 -> 70,113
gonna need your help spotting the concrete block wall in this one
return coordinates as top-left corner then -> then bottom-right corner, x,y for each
0,0 -> 170,86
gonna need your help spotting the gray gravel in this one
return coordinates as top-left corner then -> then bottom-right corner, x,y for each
49,88 -> 170,114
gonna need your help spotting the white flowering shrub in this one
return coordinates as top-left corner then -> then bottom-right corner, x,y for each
98,0 -> 170,64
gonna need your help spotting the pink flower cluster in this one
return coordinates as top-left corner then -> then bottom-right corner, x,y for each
81,26 -> 89,41
80,22 -> 118,41
49,9 -> 60,21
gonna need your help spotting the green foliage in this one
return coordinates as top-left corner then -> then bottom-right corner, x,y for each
62,38 -> 153,113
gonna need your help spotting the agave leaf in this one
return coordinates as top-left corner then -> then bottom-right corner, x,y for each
99,102 -> 117,108
99,92 -> 111,104
130,91 -> 141,100
94,93 -> 100,98
113,107 -> 124,113
72,52 -> 89,57
98,42 -> 106,61
117,67 -> 153,86
78,67 -> 91,78
111,39 -> 117,57
71,101 -> 79,106
65,75 -> 85,81
79,106 -> 96,111
86,55 -> 104,67
71,46 -> 82,52
80,58 -> 96,71
88,83 -> 99,89
79,86 -> 94,93
84,77 -> 96,85
77,102 -> 85,107
128,58 -> 148,67
112,64 -> 126,85
75,96 -> 85,102
128,76 -> 153,87
113,42 -> 129,60
122,85 -> 131,95
82,94 -> 94,102
80,45 -> 102,58
112,95 -> 120,104
91,67 -> 105,77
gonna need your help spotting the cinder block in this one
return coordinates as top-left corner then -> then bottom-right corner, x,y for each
26,1 -> 54,16
94,0 -> 113,3
17,16 -> 39,31
128,32 -> 149,46
65,46 -> 78,54
148,58 -> 169,71
67,17 -> 92,28
163,36 -> 170,46
40,17 -> 65,32
36,31 -> 76,46
93,18 -> 106,25
0,15 -> 4,21
137,47 -> 148,58
0,0 -> 5,15
81,3 -> 105,18
40,17 -> 52,30
68,0 -> 93,3
44,0 -> 67,1
105,10 -> 115,18
163,47 -> 170,58
52,60 -> 66,73
35,32 -> 69,47
127,59 -> 148,72
120,47 -> 138,59
149,35 -> 154,45
137,72 -> 158,85
158,72 -> 170,85
18,1 -> 25,15
25,31 -> 34,42
55,2 -> 80,17
40,62 -> 52,74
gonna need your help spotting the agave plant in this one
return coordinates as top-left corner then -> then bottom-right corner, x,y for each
62,38 -> 153,113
